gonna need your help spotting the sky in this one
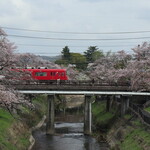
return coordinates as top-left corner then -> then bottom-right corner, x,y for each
1,0 -> 150,56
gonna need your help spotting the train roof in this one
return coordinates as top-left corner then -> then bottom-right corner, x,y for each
27,69 -> 66,71
12,68 -> 66,71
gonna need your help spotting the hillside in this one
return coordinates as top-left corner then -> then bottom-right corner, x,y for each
39,55 -> 61,62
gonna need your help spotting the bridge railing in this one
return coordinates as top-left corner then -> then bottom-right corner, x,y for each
10,79 -> 130,87
129,102 -> 150,125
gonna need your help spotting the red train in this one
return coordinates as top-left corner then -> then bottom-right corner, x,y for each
11,68 -> 68,81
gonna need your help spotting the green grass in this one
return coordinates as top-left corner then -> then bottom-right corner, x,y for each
0,108 -> 15,131
119,119 -> 150,150
18,94 -> 47,128
0,94 -> 48,150
0,108 -> 16,150
92,102 -> 150,149
133,119 -> 141,126
0,108 -> 30,150
124,114 -> 132,119
120,138 -> 141,150
92,102 -> 116,128
17,133 -> 30,149
144,107 -> 150,112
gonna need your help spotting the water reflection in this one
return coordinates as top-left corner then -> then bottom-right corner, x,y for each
32,123 -> 109,150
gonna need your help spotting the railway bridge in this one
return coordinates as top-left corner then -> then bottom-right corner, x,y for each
12,80 -> 150,135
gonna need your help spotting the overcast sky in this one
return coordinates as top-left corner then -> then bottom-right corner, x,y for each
1,0 -> 150,56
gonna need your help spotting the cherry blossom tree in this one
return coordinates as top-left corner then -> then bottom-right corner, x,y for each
132,42 -> 150,61
66,65 -> 79,80
125,61 -> 150,91
129,42 -> 150,91
0,28 -> 17,71
16,53 -> 60,69
0,84 -> 33,113
88,45 -> 150,91
88,51 -> 131,82
0,28 -> 32,110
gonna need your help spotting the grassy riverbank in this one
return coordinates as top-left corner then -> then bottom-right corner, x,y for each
92,101 -> 118,132
107,114 -> 150,150
0,95 -> 47,150
118,117 -> 150,150
144,106 -> 150,112
92,101 -> 150,150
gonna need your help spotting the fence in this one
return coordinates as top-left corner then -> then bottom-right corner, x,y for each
129,102 -> 150,125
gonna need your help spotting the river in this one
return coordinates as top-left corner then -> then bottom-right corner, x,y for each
32,114 -> 109,150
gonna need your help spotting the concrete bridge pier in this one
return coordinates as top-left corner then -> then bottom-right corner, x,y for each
120,95 -> 130,117
46,95 -> 55,134
106,95 -> 115,112
84,95 -> 92,135
106,96 -> 111,112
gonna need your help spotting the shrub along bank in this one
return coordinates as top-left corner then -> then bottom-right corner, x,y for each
0,94 -> 47,150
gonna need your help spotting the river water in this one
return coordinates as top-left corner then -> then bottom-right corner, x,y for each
32,114 -> 109,150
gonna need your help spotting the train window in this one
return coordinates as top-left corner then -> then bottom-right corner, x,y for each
58,73 -> 60,76
62,72 -> 64,77
35,72 -> 47,76
50,72 -> 56,76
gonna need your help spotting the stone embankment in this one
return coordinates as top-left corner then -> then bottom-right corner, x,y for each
28,115 -> 46,150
